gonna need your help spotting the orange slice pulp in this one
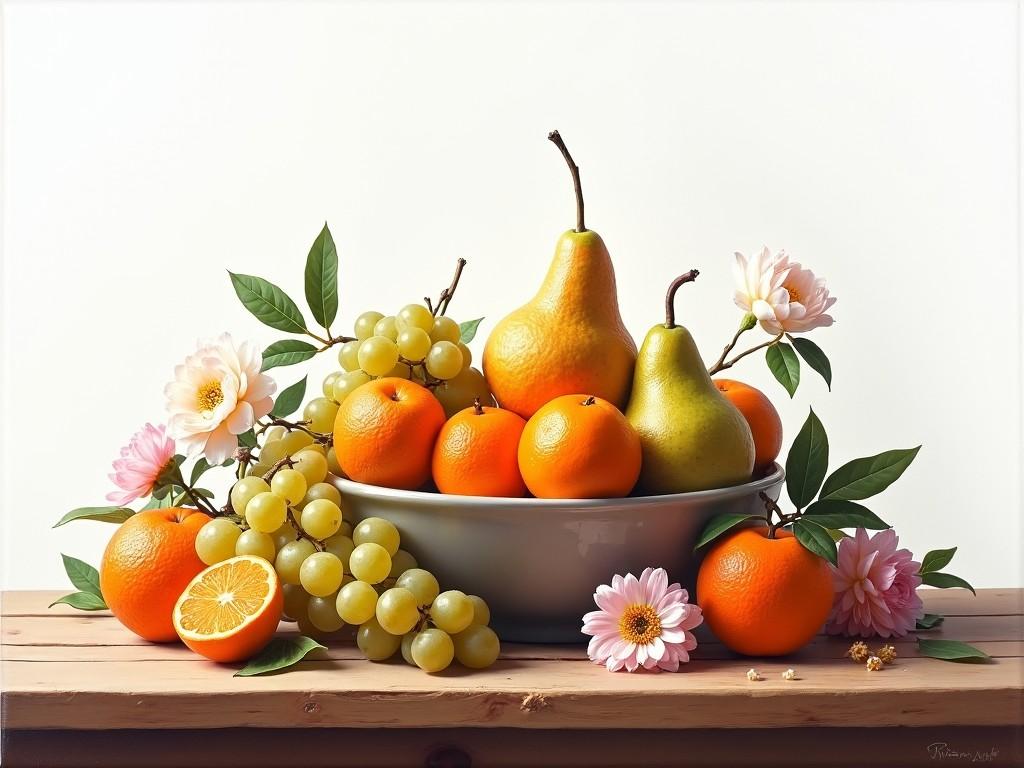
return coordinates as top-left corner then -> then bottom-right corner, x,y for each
173,555 -> 283,662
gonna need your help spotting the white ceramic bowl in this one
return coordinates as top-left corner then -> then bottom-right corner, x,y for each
332,465 -> 784,643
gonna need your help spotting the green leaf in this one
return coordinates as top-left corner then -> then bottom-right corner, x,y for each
803,499 -> 890,530
765,342 -> 800,397
915,613 -> 945,630
819,446 -> 921,501
789,336 -> 832,391
49,592 -> 107,611
262,339 -> 318,372
693,513 -> 761,551
234,636 -> 326,676
61,554 -> 103,598
826,528 -> 850,542
792,520 -> 838,565
459,318 -> 484,344
921,572 -> 976,595
189,458 -> 213,486
53,506 -> 134,528
304,223 -> 339,330
917,638 -> 991,663
920,547 -> 957,575
141,494 -> 174,510
229,272 -> 308,334
271,376 -> 307,418
238,429 -> 258,449
785,408 -> 829,508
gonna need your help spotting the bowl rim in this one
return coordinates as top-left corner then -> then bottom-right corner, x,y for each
334,463 -> 785,509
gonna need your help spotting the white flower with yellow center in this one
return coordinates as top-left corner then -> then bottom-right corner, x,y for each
165,333 -> 276,465
733,247 -> 837,335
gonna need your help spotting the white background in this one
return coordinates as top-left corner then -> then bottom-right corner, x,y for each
2,1 -> 1021,589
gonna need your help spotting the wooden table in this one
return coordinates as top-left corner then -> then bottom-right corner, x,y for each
2,589 -> 1022,767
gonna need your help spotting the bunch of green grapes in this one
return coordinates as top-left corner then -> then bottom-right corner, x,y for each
335,516 -> 500,672
319,305 -> 495,419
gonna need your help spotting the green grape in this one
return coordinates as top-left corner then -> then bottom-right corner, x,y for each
429,316 -> 460,344
338,340 -> 362,371
195,518 -> 241,565
263,426 -> 287,443
352,517 -> 400,556
235,529 -> 276,561
397,303 -> 434,333
307,594 -> 345,633
258,439 -> 287,465
332,370 -> 372,404
397,327 -> 431,361
300,499 -> 342,540
432,367 -> 495,419
412,628 -> 455,673
336,580 -> 378,625
302,443 -> 327,457
358,336 -> 400,377
323,534 -> 354,566
275,539 -> 316,585
425,341 -> 463,380
303,482 -> 341,508
354,310 -> 384,341
453,625 -> 501,668
385,361 -> 413,379
467,595 -> 491,626
299,551 -> 344,596
326,447 -> 344,477
457,342 -> 473,370
271,522 -> 297,550
400,632 -> 417,666
245,491 -> 287,533
349,542 -> 391,584
230,476 -> 270,516
373,315 -> 399,341
282,583 -> 309,622
376,587 -> 421,635
430,590 -> 474,634
292,449 -> 329,485
388,549 -> 418,578
338,520 -> 353,538
321,371 -> 341,400
356,617 -> 402,661
395,568 -> 439,606
279,429 -> 315,456
304,397 -> 340,434
270,468 -> 308,505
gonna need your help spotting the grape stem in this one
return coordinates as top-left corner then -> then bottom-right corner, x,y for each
286,505 -> 325,551
257,418 -> 332,446
260,456 -> 296,483
433,257 -> 467,317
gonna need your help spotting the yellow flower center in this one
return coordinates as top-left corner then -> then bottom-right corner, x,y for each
786,285 -> 801,302
618,603 -> 661,645
197,380 -> 224,416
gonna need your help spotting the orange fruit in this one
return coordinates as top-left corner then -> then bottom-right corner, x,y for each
100,507 -> 211,642
173,555 -> 283,662
696,527 -> 833,656
334,377 -> 446,490
432,401 -> 528,497
518,394 -> 641,499
714,379 -> 783,472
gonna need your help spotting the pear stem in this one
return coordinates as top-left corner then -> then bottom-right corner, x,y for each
664,270 -> 700,328
548,130 -> 585,233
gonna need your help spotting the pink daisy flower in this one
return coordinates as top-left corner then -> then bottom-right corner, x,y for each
581,567 -> 703,673
107,423 -> 176,505
826,528 -> 924,638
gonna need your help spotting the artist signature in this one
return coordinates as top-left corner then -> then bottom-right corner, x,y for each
927,743 -> 999,762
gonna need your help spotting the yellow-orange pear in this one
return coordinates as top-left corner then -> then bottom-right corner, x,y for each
483,132 -> 636,418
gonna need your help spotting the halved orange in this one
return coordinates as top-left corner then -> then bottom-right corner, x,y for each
173,555 -> 283,662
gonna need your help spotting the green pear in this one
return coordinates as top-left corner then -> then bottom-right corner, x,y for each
625,271 -> 755,494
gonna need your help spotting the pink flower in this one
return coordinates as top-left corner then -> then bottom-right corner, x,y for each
165,333 -> 276,465
107,423 -> 177,505
826,528 -> 924,638
733,247 -> 837,334
581,567 -> 703,672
